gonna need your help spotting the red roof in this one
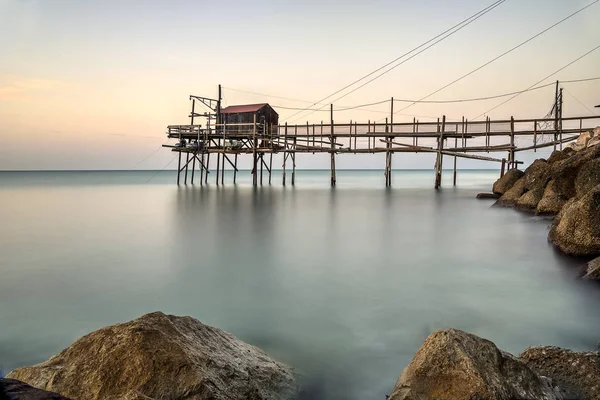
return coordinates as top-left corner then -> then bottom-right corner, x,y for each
220,103 -> 270,114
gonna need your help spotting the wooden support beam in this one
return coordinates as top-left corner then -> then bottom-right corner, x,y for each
177,151 -> 182,185
434,116 -> 446,190
233,154 -> 238,184
191,153 -> 196,184
330,104 -> 336,187
283,122 -> 287,186
184,153 -> 189,184
453,137 -> 457,186
269,153 -> 273,185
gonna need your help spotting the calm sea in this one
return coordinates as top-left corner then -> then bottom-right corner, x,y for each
1,170 -> 599,399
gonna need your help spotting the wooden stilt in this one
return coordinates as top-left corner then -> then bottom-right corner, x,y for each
501,158 -> 506,178
283,122 -> 287,186
268,152 -> 273,184
177,151 -> 182,186
292,137 -> 297,186
434,116 -> 446,190
330,104 -> 336,187
184,152 -> 189,185
453,137 -> 458,186
205,152 -> 210,184
510,117 -> 515,169
233,154 -> 238,184
253,114 -> 258,186
260,154 -> 264,185
191,153 -> 196,184
200,153 -> 204,186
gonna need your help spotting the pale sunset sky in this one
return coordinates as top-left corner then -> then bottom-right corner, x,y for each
1,0 -> 599,170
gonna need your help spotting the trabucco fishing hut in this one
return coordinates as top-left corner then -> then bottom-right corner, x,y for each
163,85 -> 600,188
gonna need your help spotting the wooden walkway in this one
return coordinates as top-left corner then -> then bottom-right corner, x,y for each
164,112 -> 599,188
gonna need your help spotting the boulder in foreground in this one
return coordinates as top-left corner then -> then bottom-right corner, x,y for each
0,378 -> 72,399
7,312 -> 297,400
388,329 -> 565,400
520,346 -> 600,400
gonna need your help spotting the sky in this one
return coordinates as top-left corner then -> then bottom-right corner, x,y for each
0,0 -> 599,170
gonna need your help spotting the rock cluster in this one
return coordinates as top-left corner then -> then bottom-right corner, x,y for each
490,129 -> 600,260
7,312 -> 297,400
388,329 -> 600,400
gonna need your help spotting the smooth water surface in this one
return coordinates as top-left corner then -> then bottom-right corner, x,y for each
1,170 -> 599,399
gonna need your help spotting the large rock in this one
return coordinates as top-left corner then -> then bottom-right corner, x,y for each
547,150 -> 571,165
536,181 -> 567,216
575,158 -> 600,197
515,187 -> 545,212
588,136 -> 600,148
522,159 -> 551,191
493,169 -> 524,195
520,346 -> 600,400
548,184 -> 600,256
0,378 -> 72,399
387,329 -> 564,400
495,177 -> 527,207
551,146 -> 600,199
7,312 -> 297,400
583,257 -> 600,280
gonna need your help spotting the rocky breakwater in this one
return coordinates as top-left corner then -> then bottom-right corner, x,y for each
6,312 -> 297,400
489,127 -> 600,279
388,329 -> 600,400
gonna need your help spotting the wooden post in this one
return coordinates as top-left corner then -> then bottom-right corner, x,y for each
176,151 -> 182,185
200,153 -> 205,186
554,80 -> 559,152
559,87 -> 563,150
533,120 -> 537,153
453,137 -> 458,186
415,120 -> 419,148
221,122 -> 226,185
191,154 -> 196,184
283,122 -> 287,186
184,152 -> 189,185
253,113 -> 258,186
267,152 -> 272,185
215,141 -> 220,185
387,97 -> 394,186
330,104 -> 336,187
292,137 -> 297,186
510,117 -> 515,169
233,153 -> 238,184
501,158 -> 506,178
205,152 -> 210,184
260,154 -> 264,185
354,121 -> 358,151
434,116 -> 446,189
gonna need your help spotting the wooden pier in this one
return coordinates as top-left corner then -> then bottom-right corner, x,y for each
164,87 -> 600,188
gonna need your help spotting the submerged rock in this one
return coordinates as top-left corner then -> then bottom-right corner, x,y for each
387,329 -> 564,400
536,180 -> 567,216
520,346 -> 600,400
584,257 -> 600,280
477,192 -> 500,199
7,312 -> 297,400
492,168 -> 524,195
0,378 -> 72,399
549,184 -> 600,256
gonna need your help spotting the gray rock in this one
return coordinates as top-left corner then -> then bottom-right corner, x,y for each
547,150 -> 571,165
0,378 -> 72,399
388,329 -> 565,400
7,312 -> 297,400
493,169 -> 524,195
520,346 -> 600,400
548,184 -> 600,256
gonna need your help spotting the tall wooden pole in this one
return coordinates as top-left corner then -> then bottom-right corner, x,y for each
453,137 -> 458,186
510,117 -> 515,169
330,104 -> 336,187
253,113 -> 258,186
283,122 -> 287,186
